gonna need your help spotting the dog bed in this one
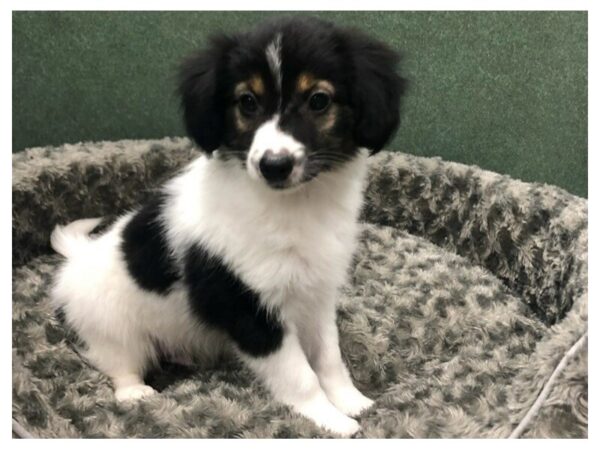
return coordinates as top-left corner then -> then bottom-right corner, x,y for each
12,138 -> 587,438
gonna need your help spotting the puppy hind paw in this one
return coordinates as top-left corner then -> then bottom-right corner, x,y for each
115,384 -> 157,402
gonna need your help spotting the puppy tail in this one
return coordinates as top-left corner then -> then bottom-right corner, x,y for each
50,217 -> 104,258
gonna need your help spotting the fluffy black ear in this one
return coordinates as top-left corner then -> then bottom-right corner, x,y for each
341,30 -> 407,154
177,35 -> 238,153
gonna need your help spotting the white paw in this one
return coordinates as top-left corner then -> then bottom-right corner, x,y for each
328,387 -> 375,417
115,384 -> 156,402
296,397 -> 361,437
318,413 -> 360,437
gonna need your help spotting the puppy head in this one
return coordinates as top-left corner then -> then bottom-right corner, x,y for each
178,16 -> 406,190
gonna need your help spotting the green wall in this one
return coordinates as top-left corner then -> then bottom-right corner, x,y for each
13,11 -> 587,197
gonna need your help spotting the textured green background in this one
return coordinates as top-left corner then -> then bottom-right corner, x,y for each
12,11 -> 587,197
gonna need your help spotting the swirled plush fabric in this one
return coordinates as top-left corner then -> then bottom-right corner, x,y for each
12,138 -> 587,438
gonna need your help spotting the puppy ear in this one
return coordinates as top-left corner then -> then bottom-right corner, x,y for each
342,30 -> 407,154
177,35 -> 237,153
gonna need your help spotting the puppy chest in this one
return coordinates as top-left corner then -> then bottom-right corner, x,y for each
231,228 -> 357,293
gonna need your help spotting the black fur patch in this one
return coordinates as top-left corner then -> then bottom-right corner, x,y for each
184,244 -> 284,357
121,194 -> 180,294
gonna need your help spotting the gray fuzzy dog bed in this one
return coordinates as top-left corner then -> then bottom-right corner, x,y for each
12,138 -> 587,438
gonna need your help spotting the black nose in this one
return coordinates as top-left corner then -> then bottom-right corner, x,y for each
259,151 -> 294,183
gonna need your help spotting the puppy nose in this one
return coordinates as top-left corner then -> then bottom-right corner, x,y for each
259,150 -> 294,183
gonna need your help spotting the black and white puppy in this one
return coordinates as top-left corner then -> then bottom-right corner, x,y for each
51,17 -> 405,436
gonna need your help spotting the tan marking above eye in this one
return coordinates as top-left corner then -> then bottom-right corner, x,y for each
234,82 -> 248,97
234,75 -> 265,98
313,80 -> 335,96
296,73 -> 336,96
297,72 -> 316,92
249,75 -> 265,96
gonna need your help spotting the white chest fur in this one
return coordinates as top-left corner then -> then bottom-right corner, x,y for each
162,151 -> 369,310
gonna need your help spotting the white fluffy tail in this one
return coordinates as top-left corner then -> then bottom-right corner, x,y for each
50,217 -> 104,258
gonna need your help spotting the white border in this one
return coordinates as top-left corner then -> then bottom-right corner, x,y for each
2,0 -> 12,444
3,0 -> 596,12
3,1 -> 595,448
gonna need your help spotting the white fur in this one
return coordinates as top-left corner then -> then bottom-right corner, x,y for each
51,147 -> 373,436
247,116 -> 306,185
50,217 -> 103,258
51,214 -> 229,401
265,33 -> 283,102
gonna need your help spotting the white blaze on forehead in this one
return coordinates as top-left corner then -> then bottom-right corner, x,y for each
265,33 -> 283,99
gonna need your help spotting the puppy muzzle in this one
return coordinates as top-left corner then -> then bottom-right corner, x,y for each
259,150 -> 295,185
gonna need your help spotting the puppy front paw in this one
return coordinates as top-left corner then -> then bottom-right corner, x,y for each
295,396 -> 360,437
115,384 -> 157,402
321,414 -> 360,437
328,387 -> 374,417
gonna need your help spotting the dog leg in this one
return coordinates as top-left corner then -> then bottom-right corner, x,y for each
83,336 -> 156,402
112,373 -> 157,402
302,302 -> 374,418
241,332 -> 360,437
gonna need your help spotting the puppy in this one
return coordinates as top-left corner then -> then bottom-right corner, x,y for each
51,17 -> 405,436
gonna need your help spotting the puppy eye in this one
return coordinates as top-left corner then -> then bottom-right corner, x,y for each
308,92 -> 331,112
238,92 -> 259,114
